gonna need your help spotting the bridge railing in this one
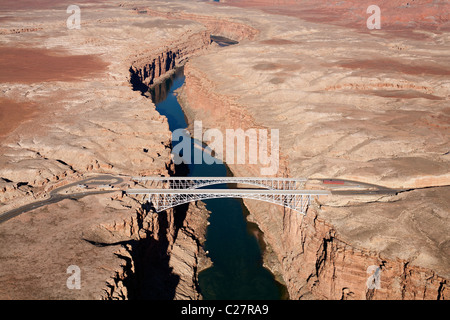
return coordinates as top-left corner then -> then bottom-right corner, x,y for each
131,176 -> 307,190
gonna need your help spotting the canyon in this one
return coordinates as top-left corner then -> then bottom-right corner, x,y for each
0,0 -> 449,300
168,0 -> 450,299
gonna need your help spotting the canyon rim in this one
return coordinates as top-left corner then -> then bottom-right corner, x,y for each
0,0 -> 449,302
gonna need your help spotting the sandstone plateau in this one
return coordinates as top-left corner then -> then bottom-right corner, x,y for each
0,0 -> 211,299
0,0 -> 449,300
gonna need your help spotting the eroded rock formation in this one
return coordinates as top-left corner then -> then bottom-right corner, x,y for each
129,29 -> 210,90
0,0 -> 212,299
168,0 -> 449,299
0,0 -> 448,300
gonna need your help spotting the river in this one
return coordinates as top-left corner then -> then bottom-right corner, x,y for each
149,66 -> 288,300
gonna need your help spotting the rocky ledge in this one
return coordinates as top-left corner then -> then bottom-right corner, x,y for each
167,0 -> 449,299
0,0 -> 212,299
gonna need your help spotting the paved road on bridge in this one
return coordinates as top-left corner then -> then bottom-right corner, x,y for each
128,188 -> 331,195
0,176 -> 399,224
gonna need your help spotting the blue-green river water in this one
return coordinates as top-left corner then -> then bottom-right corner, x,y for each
150,67 -> 287,300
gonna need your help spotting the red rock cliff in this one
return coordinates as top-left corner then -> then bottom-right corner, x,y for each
178,61 -> 449,300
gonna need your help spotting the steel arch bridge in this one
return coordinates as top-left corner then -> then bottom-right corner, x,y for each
128,177 -> 329,214
131,176 -> 307,190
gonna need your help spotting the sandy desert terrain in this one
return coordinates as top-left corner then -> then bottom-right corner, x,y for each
0,0 -> 448,300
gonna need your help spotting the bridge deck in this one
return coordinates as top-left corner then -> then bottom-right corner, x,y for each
127,189 -> 330,195
131,176 -> 308,190
132,177 -> 307,181
127,177 -> 327,214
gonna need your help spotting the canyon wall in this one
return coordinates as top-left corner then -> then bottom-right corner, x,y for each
89,0 -> 450,300
101,200 -> 211,300
118,17 -> 215,299
135,8 -> 259,41
128,3 -> 261,91
0,1 -> 213,299
178,54 -> 449,299
1,0 -> 448,300
129,29 -> 211,90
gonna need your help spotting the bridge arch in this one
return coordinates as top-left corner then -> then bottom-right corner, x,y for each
142,190 -> 324,214
128,177 -> 329,215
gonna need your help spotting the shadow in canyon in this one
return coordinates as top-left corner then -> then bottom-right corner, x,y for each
120,199 -> 190,300
125,64 -> 191,299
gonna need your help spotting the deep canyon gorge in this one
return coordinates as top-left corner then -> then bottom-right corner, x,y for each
0,0 -> 449,300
